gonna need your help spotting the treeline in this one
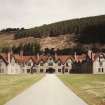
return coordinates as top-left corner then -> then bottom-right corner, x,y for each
1,45 -> 105,55
14,15 -> 105,44
38,48 -> 105,55
1,47 -> 86,55
78,23 -> 105,43
0,28 -> 24,33
2,43 -> 40,55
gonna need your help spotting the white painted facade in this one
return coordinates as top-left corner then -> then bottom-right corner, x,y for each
93,54 -> 105,74
64,59 -> 73,73
7,57 -> 22,74
0,58 -> 7,74
1,51 -> 105,74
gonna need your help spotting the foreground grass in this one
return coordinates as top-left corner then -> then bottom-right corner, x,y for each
58,74 -> 105,105
0,74 -> 44,105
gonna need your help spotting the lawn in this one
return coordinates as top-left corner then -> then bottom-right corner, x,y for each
0,74 -> 43,105
58,74 -> 105,105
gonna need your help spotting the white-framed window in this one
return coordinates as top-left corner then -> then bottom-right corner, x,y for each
48,62 -> 53,66
58,69 -> 61,72
40,69 -> 43,72
98,68 -> 104,72
58,63 -> 61,66
28,63 -> 31,66
66,63 -> 68,67
102,68 -> 104,72
40,63 -> 44,66
65,69 -> 68,72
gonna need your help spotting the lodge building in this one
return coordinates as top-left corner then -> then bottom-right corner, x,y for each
0,50 -> 105,74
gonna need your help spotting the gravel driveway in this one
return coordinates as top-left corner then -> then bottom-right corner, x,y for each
5,74 -> 88,105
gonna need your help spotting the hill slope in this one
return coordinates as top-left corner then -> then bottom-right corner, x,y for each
1,15 -> 105,50
0,33 -> 77,50
13,14 -> 105,44
1,32 -> 105,50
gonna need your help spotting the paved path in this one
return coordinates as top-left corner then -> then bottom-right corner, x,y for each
5,74 -> 88,105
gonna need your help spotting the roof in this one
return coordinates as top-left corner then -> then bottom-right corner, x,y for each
0,53 -> 99,64
56,55 -> 75,64
0,54 -> 8,64
93,53 -> 105,62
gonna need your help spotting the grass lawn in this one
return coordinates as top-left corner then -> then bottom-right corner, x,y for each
0,74 -> 44,105
58,74 -> 105,105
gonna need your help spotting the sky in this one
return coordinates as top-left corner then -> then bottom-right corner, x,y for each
0,0 -> 105,30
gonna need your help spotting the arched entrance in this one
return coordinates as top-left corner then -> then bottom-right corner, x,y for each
46,68 -> 55,73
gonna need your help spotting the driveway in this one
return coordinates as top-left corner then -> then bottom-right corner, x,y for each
5,74 -> 88,105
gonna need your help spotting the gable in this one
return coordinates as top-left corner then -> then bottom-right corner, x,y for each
0,55 -> 8,65
11,57 -> 16,64
26,58 -> 34,66
66,59 -> 72,63
0,58 -> 6,65
47,58 -> 55,64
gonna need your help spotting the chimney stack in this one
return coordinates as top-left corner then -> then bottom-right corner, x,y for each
37,53 -> 40,61
8,51 -> 11,64
8,46 -> 13,64
54,49 -> 58,61
88,50 -> 92,59
74,52 -> 78,62
20,50 -> 23,59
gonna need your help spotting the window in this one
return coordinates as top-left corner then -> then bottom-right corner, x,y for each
102,68 -> 104,72
58,63 -> 61,66
99,62 -> 103,66
65,69 -> 68,72
66,63 -> 68,67
28,63 -> 31,66
58,69 -> 61,72
98,68 -> 100,72
40,69 -> 43,73
40,63 -> 44,66
48,62 -> 53,66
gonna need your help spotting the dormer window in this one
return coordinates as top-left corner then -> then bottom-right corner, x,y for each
48,62 -> 53,66
49,58 -> 52,60
102,68 -> 104,72
99,61 -> 103,66
28,63 -> 31,66
58,63 -> 61,66
40,63 -> 44,66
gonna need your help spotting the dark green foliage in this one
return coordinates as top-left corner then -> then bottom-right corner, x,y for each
14,15 -> 105,44
0,28 -> 24,33
1,43 -> 40,55
56,48 -> 87,55
1,15 -> 105,44
78,23 -> 105,43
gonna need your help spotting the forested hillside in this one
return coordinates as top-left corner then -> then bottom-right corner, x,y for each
1,15 -> 105,55
12,15 -> 105,44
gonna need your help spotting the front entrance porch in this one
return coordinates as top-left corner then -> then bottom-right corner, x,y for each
46,68 -> 55,73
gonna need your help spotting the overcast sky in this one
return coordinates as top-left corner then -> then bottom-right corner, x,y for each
0,0 -> 105,30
